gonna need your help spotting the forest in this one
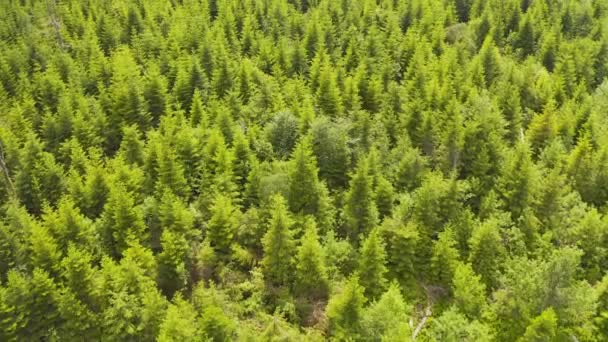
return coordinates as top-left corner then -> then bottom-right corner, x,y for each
0,0 -> 608,340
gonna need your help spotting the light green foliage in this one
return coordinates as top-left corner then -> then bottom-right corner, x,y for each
327,277 -> 366,339
295,218 -> 328,299
287,138 -> 322,215
452,262 -> 487,319
207,194 -> 238,255
425,307 -> 494,342
99,183 -> 146,258
468,218 -> 506,290
158,296 -> 202,342
357,228 -> 388,300
262,195 -> 296,287
1,0 -> 608,340
361,283 -> 412,341
343,157 -> 378,244
431,229 -> 460,288
518,308 -> 558,342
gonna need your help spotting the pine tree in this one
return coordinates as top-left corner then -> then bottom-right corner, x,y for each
468,218 -> 506,290
206,194 -> 238,256
155,143 -> 189,198
143,66 -> 168,126
43,196 -> 95,253
99,183 -> 146,258
261,195 -> 296,287
295,217 -> 328,299
157,296 -> 201,341
118,124 -> 145,165
157,229 -> 190,297
498,141 -> 539,220
527,101 -> 558,155
287,138 -> 321,215
189,89 -> 208,127
343,157 -> 378,244
431,229 -> 460,288
316,65 -> 343,117
452,262 -> 487,319
326,276 -> 366,339
361,283 -> 412,341
357,228 -> 388,300
232,129 -> 253,193
0,269 -> 62,340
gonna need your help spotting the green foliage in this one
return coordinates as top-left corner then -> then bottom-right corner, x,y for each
295,217 -> 328,300
262,195 -> 296,287
343,156 -> 378,244
1,0 -> 608,340
360,283 -> 412,341
357,228 -> 388,300
452,262 -> 487,320
326,277 -> 366,339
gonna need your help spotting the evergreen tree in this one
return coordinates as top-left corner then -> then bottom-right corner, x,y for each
157,296 -> 201,341
295,217 -> 328,299
261,195 -> 296,287
452,262 -> 487,319
360,283 -> 412,341
343,157 -> 378,244
287,138 -> 321,215
468,218 -> 506,290
206,194 -> 238,256
326,276 -> 366,339
357,228 -> 388,300
99,183 -> 146,258
431,229 -> 460,288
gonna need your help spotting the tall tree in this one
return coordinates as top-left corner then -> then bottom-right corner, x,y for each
343,157 -> 378,244
261,195 -> 296,287
357,228 -> 388,300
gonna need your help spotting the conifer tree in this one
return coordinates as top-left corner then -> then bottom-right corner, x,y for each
143,66 -> 168,126
468,218 -> 506,290
206,194 -> 238,256
431,229 -> 460,288
261,195 -> 295,287
295,217 -> 328,299
0,269 -> 62,340
99,183 -> 146,258
343,157 -> 378,244
155,143 -> 189,198
361,283 -> 412,341
326,276 -> 366,339
316,65 -> 342,117
452,262 -> 487,319
357,228 -> 388,300
287,138 -> 321,215
118,124 -> 145,165
157,296 -> 200,341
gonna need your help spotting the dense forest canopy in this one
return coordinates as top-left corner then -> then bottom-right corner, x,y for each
1,0 -> 608,340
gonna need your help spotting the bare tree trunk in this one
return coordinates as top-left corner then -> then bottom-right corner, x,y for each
412,299 -> 432,340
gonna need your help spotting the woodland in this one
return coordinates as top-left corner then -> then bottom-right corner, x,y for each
1,0 -> 608,341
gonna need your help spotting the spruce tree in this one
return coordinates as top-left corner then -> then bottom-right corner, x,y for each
343,157 -> 378,244
261,195 -> 296,287
98,183 -> 146,258
326,276 -> 366,339
468,218 -> 506,290
357,228 -> 388,300
287,137 -> 321,215
295,217 -> 328,299
206,194 -> 238,256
